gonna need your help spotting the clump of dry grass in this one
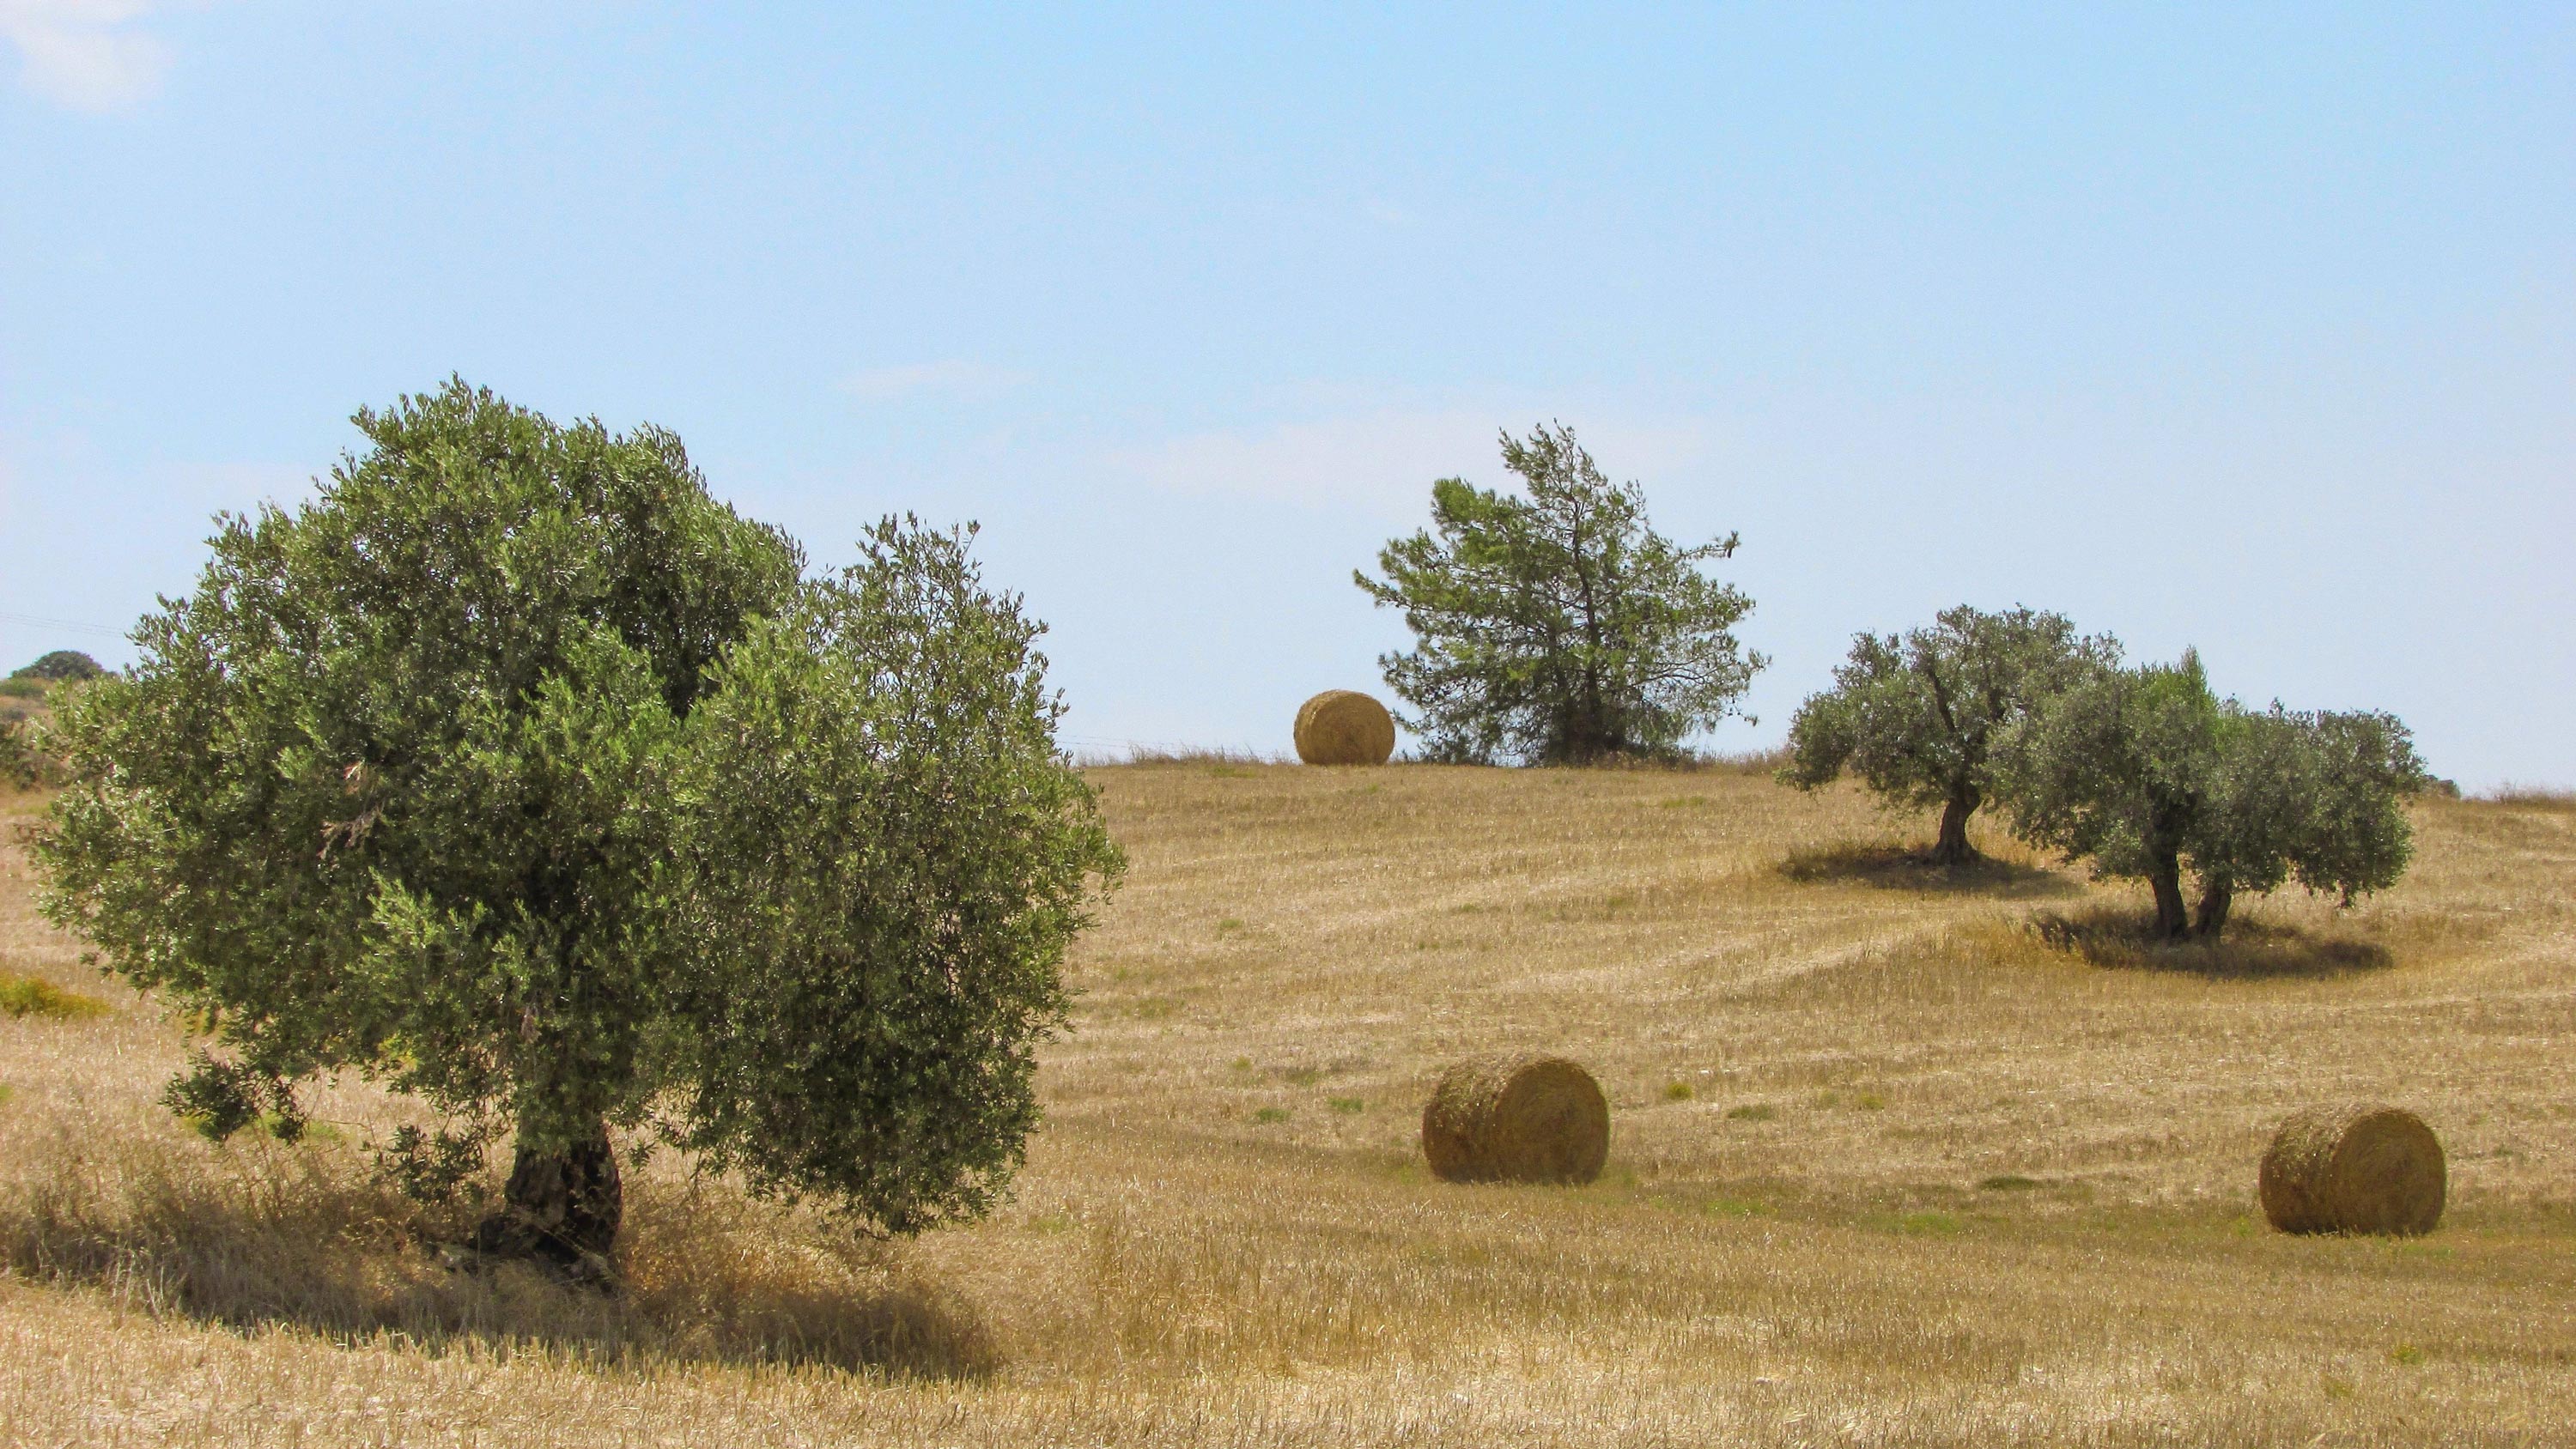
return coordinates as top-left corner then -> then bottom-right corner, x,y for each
1419,1054 -> 1608,1185
1777,838 -> 2075,899
1686,743 -> 1796,774
1075,743 -> 1288,767
0,1117 -> 994,1378
2258,1104 -> 2445,1236
2477,784 -> 2576,810
1292,690 -> 1396,767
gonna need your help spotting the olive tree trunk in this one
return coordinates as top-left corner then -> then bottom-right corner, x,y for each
2194,878 -> 2234,940
1930,785 -> 1981,866
2148,851 -> 2190,941
470,1121 -> 622,1276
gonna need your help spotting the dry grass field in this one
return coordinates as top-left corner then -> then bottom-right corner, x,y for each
3,761 -> 2573,1446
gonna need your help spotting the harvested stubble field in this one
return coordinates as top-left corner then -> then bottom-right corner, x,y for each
3,763 -> 2573,1446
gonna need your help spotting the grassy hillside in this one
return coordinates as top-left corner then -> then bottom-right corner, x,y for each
3,763 -> 2573,1446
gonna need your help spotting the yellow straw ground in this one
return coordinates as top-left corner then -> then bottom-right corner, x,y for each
3,763 -> 2572,1446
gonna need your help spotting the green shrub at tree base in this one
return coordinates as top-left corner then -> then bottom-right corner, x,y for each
33,379 -> 1121,1274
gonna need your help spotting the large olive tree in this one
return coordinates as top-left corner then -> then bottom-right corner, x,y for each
1356,423 -> 1764,764
36,380 -> 1121,1272
1990,651 -> 2422,940
1780,605 -> 2116,864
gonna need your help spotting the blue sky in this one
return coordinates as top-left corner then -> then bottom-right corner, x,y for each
3,3 -> 2569,785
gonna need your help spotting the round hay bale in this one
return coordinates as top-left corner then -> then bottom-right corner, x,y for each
1421,1053 -> 1609,1185
2258,1103 -> 2445,1236
1293,689 -> 1395,767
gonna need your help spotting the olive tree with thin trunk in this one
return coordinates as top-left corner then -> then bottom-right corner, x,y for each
1355,423 -> 1764,765
1990,650 -> 2422,940
34,379 -> 1121,1273
1779,605 -> 2115,864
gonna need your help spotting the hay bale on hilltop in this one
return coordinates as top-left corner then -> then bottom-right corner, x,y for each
1293,690 -> 1395,767
1421,1053 -> 1609,1185
2259,1103 -> 2445,1236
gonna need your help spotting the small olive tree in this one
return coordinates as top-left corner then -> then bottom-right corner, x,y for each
36,380 -> 1121,1270
1780,605 -> 2116,864
1990,651 -> 2422,940
1356,423 -> 1764,764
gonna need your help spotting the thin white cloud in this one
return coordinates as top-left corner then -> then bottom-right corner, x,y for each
839,360 -> 1030,402
0,0 -> 174,112
1111,409 -> 1714,518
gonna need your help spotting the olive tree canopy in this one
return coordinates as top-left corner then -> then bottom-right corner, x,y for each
35,380 -> 1121,1269
1781,605 -> 2115,864
1990,651 -> 2422,940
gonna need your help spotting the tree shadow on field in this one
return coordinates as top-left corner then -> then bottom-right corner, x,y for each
1777,840 -> 2079,900
0,1126 -> 999,1382
2024,906 -> 2393,980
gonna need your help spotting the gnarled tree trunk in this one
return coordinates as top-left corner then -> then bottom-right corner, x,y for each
471,1121 -> 622,1277
1931,784 -> 1981,866
2148,851 -> 2190,941
2194,878 -> 2233,940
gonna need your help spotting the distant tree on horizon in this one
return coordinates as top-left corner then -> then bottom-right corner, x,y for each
11,650 -> 106,682
1356,423 -> 1765,765
1780,605 -> 2117,864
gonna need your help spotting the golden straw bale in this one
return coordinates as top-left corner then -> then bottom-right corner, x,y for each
1421,1053 -> 1609,1185
2258,1103 -> 2445,1236
1293,690 -> 1395,766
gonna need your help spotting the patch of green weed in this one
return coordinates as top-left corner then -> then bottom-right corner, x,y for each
1328,1096 -> 1365,1114
1979,1174 -> 2041,1192
1252,1106 -> 1290,1125
1663,1081 -> 1694,1101
0,973 -> 108,1020
1725,1103 -> 1777,1122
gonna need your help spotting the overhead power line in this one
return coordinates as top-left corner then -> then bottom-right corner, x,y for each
0,609 -> 124,639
